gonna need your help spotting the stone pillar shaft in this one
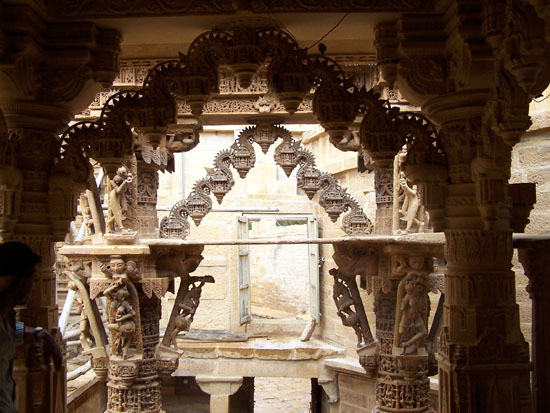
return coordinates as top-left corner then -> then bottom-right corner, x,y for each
136,156 -> 160,237
518,240 -> 550,413
436,117 -> 531,413
374,169 -> 393,234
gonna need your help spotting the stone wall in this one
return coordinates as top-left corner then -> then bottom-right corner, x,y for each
249,220 -> 310,318
510,89 -> 550,344
159,127 -> 334,336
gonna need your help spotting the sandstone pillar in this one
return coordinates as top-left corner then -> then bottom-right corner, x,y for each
195,375 -> 243,413
433,113 -> 531,412
0,7 -> 120,411
374,169 -> 393,234
136,151 -> 161,237
517,238 -> 550,413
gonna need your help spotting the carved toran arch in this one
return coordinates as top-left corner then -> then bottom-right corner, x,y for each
56,24 -> 445,238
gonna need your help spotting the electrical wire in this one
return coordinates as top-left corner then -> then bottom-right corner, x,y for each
534,94 -> 549,103
254,0 -> 298,44
306,11 -> 350,51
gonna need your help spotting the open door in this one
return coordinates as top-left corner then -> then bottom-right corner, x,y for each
237,216 -> 251,324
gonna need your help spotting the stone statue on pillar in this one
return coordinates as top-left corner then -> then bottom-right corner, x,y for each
106,166 -> 134,234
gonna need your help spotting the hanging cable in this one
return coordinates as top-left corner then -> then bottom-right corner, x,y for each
254,0 -> 298,44
533,93 -> 549,103
306,11 -> 350,51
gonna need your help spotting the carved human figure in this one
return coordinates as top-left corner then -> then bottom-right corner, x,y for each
125,260 -> 141,282
169,281 -> 206,347
79,194 -> 94,236
398,172 -> 424,233
397,273 -> 429,354
331,271 -> 363,345
100,255 -> 135,281
106,165 -> 133,233
67,280 -> 95,350
104,281 -> 136,359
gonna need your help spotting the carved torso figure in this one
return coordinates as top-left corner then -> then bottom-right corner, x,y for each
397,273 -> 429,354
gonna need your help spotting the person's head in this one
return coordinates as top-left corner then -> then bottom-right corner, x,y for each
109,256 -> 126,275
0,241 -> 41,312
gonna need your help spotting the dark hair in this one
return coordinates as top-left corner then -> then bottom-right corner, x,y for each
0,241 -> 41,279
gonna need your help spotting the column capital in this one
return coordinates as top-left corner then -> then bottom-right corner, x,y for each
195,375 -> 244,396
0,5 -> 121,130
517,238 -> 550,300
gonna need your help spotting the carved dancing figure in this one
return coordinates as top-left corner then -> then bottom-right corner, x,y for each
104,281 -> 136,359
398,172 -> 425,233
106,165 -> 133,233
169,281 -> 206,347
398,273 -> 429,354
330,269 -> 363,345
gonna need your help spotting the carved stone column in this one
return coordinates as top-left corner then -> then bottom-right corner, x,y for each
0,8 -> 120,411
517,237 -> 550,413
136,151 -> 161,237
332,239 -> 443,413
434,116 -> 532,413
376,247 -> 439,413
374,169 -> 394,234
133,290 -> 163,412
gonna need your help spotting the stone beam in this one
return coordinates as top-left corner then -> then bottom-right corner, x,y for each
195,375 -> 243,413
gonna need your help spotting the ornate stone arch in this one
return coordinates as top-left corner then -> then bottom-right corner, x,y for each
57,23 -> 445,238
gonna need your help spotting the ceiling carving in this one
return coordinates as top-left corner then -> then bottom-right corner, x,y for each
50,0 -> 433,19
50,0 -> 236,19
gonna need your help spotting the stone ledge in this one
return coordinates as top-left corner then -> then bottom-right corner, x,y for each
67,369 -> 99,405
176,337 -> 344,362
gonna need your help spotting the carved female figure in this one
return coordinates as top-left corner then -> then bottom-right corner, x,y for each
397,273 -> 429,354
106,165 -> 133,233
104,283 -> 136,359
